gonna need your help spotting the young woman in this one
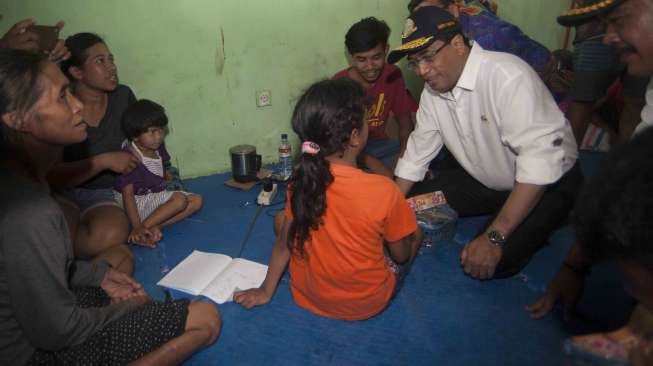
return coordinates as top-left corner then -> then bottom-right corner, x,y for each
234,79 -> 422,320
0,48 -> 220,366
50,33 -> 141,272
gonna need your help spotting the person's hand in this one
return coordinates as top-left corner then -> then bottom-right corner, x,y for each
0,19 -> 38,51
526,263 -> 585,320
460,234 -> 502,280
98,151 -> 139,174
150,225 -> 163,242
47,21 -> 70,63
128,226 -> 162,247
164,170 -> 173,182
127,294 -> 152,307
100,267 -> 148,303
233,288 -> 273,309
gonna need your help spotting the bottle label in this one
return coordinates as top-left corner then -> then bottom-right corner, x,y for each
279,147 -> 291,157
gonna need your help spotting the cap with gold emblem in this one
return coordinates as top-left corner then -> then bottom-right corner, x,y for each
557,0 -> 625,27
388,6 -> 462,64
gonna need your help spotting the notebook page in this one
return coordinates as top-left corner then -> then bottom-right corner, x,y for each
157,250 -> 233,295
200,258 -> 268,304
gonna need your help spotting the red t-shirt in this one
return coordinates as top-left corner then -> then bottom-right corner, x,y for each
333,64 -> 418,140
285,163 -> 417,320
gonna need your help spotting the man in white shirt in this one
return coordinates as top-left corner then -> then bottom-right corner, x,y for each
388,7 -> 583,280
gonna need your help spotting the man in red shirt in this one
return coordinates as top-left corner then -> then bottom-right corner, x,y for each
334,17 -> 418,177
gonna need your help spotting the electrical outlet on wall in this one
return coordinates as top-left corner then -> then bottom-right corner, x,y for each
256,90 -> 272,107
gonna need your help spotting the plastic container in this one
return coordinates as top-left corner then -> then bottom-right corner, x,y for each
416,204 -> 458,247
406,191 -> 458,247
278,134 -> 292,180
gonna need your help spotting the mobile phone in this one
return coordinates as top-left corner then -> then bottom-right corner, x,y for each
25,25 -> 60,53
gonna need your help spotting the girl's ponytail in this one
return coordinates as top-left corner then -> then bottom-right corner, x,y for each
286,78 -> 366,257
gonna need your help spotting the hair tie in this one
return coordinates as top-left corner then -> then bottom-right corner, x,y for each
301,141 -> 320,155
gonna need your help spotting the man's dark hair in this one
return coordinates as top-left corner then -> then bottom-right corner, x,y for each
121,99 -> 168,139
408,0 -> 456,13
574,128 -> 653,269
345,17 -> 390,54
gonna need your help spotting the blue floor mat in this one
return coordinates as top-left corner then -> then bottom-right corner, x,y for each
131,151 -> 632,365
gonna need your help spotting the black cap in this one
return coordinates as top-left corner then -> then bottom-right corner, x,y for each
557,0 -> 625,27
388,6 -> 461,64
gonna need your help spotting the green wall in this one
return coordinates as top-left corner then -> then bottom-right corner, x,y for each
1,0 -> 571,178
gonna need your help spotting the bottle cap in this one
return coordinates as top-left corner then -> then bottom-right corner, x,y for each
263,178 -> 273,192
281,133 -> 288,139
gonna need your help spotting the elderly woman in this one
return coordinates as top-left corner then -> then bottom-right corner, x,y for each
0,48 -> 220,366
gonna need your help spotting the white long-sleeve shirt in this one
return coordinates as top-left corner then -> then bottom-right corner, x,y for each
395,43 -> 578,191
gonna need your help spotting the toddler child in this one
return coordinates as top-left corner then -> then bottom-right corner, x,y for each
114,99 -> 202,246
234,79 -> 422,320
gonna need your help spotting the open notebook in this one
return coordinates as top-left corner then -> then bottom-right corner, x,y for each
157,250 -> 268,304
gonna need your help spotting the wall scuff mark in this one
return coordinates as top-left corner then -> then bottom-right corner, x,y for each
215,27 -> 226,76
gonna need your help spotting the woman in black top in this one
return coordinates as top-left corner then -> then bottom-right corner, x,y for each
50,33 -> 143,273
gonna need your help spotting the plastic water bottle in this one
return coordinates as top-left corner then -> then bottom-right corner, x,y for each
278,133 -> 292,180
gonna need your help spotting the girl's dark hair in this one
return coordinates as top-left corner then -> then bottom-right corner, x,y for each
0,49 -> 47,154
60,33 -> 105,80
287,78 -> 366,257
121,99 -> 168,139
345,17 -> 390,54
573,128 -> 653,270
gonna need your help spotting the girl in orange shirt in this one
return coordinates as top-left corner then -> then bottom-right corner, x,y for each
235,78 -> 422,320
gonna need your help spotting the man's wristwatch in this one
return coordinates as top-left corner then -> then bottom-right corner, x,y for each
485,227 -> 507,247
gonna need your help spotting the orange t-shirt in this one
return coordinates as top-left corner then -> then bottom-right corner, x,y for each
285,163 -> 417,320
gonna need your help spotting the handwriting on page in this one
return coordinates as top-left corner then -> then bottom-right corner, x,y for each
202,260 -> 268,304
